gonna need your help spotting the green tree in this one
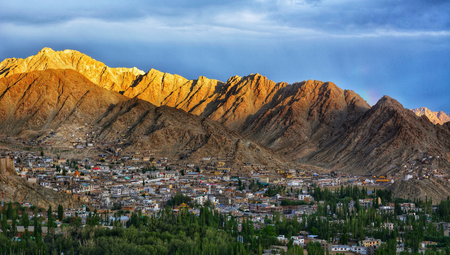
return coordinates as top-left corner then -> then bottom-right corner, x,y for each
238,179 -> 245,191
11,209 -> 17,237
22,210 -> 29,228
34,208 -> 42,238
58,204 -> 64,221
2,211 -> 7,235
6,202 -> 13,219
47,205 -> 54,237
307,242 -> 325,255
395,201 -> 402,215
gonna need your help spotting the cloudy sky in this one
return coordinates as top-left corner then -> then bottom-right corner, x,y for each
1,0 -> 449,112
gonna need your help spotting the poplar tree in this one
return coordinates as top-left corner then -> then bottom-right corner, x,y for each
47,205 -> 54,237
22,211 -> 29,229
57,204 -> 63,221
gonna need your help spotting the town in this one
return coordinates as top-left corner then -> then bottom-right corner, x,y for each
1,140 -> 450,255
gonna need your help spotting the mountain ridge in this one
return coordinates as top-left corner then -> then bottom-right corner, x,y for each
1,48 -> 449,186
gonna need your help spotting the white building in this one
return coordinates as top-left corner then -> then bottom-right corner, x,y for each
291,236 -> 305,246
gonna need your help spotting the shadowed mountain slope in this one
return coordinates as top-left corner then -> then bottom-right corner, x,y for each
308,96 -> 450,174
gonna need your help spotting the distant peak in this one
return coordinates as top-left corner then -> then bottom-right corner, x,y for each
411,107 -> 450,125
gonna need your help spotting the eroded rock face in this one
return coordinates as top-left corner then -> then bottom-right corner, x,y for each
412,107 -> 450,125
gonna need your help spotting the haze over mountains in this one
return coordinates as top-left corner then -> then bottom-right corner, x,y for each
1,48 -> 449,198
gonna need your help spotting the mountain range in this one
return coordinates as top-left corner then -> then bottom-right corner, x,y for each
1,48 -> 450,200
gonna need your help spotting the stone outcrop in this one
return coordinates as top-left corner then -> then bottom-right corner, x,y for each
412,107 -> 450,125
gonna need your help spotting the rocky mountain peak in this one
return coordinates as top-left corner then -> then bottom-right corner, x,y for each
370,95 -> 405,112
412,107 -> 450,125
